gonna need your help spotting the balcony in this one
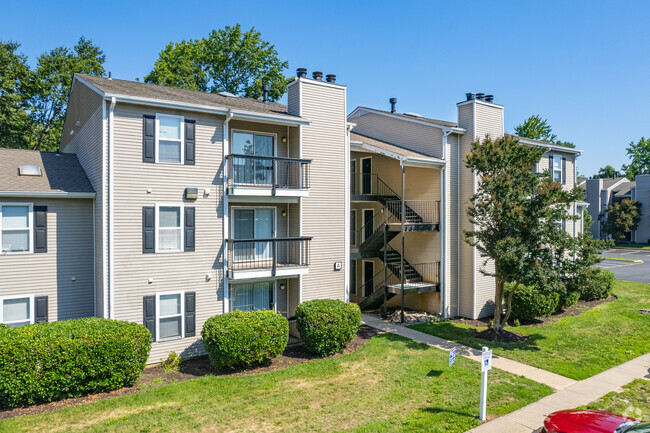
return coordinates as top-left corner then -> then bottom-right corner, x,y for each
226,154 -> 311,197
227,237 -> 312,279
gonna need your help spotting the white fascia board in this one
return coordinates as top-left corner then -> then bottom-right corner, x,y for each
402,158 -> 445,168
103,94 -> 311,126
348,106 -> 464,133
520,139 -> 584,155
350,142 -> 444,167
289,77 -> 347,91
604,178 -> 629,192
456,99 -> 504,109
0,191 -> 96,198
73,76 -> 106,98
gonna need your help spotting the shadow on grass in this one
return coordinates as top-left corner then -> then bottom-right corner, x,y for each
419,406 -> 477,419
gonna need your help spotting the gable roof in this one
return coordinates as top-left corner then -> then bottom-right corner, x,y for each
602,177 -> 629,190
351,106 -> 459,128
505,134 -> 583,155
75,74 -> 307,124
350,132 -> 444,165
613,181 -> 635,197
0,149 -> 95,197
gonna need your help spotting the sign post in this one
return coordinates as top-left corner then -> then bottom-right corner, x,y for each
480,346 -> 492,421
449,347 -> 456,367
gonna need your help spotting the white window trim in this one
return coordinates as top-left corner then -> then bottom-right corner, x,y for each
230,206 -> 277,239
0,203 -> 34,255
155,113 -> 185,164
155,203 -> 184,253
155,290 -> 184,342
229,281 -> 276,313
0,294 -> 35,326
552,154 -> 562,182
231,129 -> 277,157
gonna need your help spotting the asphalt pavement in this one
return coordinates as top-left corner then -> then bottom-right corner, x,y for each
595,248 -> 650,283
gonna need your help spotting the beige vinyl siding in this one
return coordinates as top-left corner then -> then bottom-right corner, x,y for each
474,102 -> 504,141
446,133 -> 460,316
287,81 -> 300,116
539,152 -> 578,236
111,103 -> 224,362
351,112 -> 444,158
0,198 -> 94,322
60,82 -> 105,317
299,81 -> 347,303
288,276 -> 300,316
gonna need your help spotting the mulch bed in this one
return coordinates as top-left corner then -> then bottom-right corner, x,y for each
473,328 -> 529,343
450,295 -> 617,330
0,325 -> 382,420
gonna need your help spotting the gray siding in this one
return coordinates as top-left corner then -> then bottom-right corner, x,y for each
0,198 -> 94,321
635,175 -> 650,243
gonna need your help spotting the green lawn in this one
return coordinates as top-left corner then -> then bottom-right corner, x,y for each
412,281 -> 650,380
0,334 -> 551,433
581,379 -> 650,420
602,257 -> 641,262
616,243 -> 650,250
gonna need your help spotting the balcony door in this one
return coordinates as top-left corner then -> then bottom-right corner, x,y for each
361,157 -> 372,194
232,207 -> 275,263
232,131 -> 275,186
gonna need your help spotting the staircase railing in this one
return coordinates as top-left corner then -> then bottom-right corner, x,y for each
384,200 -> 440,225
351,173 -> 400,198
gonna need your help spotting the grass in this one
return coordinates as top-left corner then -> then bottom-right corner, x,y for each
602,257 -> 642,262
580,379 -> 650,420
412,281 -> 650,380
0,334 -> 551,433
615,243 -> 650,249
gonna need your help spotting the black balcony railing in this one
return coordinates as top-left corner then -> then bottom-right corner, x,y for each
287,316 -> 303,346
350,172 -> 400,197
227,237 -> 312,274
226,154 -> 311,192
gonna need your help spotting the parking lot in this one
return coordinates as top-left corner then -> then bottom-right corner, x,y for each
595,249 -> 650,283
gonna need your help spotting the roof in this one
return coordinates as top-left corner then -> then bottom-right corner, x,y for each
350,132 -> 444,164
602,177 -> 629,190
75,74 -> 303,120
613,181 -> 635,197
506,134 -> 583,155
0,149 -> 95,196
354,107 -> 458,128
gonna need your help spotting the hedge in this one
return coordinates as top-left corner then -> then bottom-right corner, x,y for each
0,318 -> 151,409
201,310 -> 288,369
295,299 -> 361,356
567,268 -> 616,301
507,283 -> 560,323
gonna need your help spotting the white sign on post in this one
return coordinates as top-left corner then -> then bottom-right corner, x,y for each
449,347 -> 456,367
481,349 -> 492,372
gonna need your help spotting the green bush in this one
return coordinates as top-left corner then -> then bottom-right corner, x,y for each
558,290 -> 581,311
201,310 -> 288,369
507,283 -> 560,322
567,268 -> 616,301
295,299 -> 361,356
0,318 -> 151,409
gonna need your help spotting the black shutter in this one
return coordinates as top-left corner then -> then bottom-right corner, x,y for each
34,296 -> 48,323
562,157 -> 567,185
143,115 -> 155,163
142,206 -> 155,253
185,292 -> 195,337
143,296 -> 156,340
548,155 -> 553,178
184,207 -> 195,252
185,120 -> 195,165
33,206 -> 47,253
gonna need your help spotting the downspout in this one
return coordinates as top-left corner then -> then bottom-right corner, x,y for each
440,130 -> 452,318
108,97 -> 116,319
92,197 -> 96,317
222,109 -> 234,313
344,123 -> 352,303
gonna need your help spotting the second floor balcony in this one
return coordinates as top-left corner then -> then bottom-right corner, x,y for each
227,237 -> 312,279
226,154 -> 311,197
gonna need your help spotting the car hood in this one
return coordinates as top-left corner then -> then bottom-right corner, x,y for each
544,410 -> 636,433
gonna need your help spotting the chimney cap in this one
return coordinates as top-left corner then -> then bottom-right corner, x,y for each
325,74 -> 336,83
312,71 -> 323,81
485,94 -> 494,102
296,68 -> 307,78
476,93 -> 485,101
465,93 -> 476,101
389,97 -> 397,113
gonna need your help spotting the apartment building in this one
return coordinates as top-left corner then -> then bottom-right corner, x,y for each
348,93 -> 584,319
0,70 -> 348,361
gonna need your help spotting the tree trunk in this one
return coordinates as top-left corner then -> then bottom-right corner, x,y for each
493,277 -> 504,332
502,281 -> 520,326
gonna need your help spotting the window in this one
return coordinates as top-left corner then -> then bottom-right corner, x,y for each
1,204 -> 32,254
552,155 -> 562,182
1,295 -> 33,327
156,114 -> 184,163
232,207 -> 275,262
232,131 -> 275,185
156,292 -> 184,341
156,205 -> 183,252
230,282 -> 274,312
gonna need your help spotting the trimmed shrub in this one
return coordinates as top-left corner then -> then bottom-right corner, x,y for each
558,290 -> 581,311
507,283 -> 560,322
201,310 -> 288,369
296,299 -> 361,356
0,318 -> 151,409
567,268 -> 616,301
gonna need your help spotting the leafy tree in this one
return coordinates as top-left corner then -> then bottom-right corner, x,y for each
0,41 -> 32,149
28,37 -> 105,151
465,135 -> 584,332
514,115 -> 575,148
600,200 -> 642,241
145,25 -> 291,102
594,165 -> 622,179
622,137 -> 650,179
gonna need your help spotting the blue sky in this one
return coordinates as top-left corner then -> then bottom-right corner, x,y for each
2,0 -> 649,176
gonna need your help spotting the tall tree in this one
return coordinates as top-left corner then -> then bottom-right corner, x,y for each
600,200 -> 642,241
594,165 -> 622,179
465,135 -> 584,332
514,115 -> 576,148
0,41 -> 31,149
622,137 -> 650,180
145,25 -> 291,102
28,37 -> 105,151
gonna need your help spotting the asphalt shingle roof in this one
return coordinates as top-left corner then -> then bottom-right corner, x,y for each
76,74 -> 300,119
0,149 -> 94,194
350,132 -> 443,161
355,107 -> 458,128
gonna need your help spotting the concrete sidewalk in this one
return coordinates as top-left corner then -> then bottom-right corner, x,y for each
361,314 -> 650,433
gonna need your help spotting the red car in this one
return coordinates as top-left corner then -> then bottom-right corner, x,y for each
542,410 -> 649,433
